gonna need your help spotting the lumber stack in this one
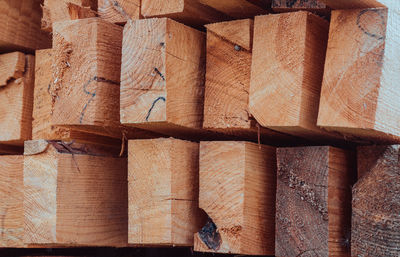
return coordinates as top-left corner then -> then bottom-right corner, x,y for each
0,0 -> 400,256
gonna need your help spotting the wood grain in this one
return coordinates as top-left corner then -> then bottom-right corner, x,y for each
203,19 -> 299,145
276,146 -> 355,257
0,0 -> 51,53
128,138 -> 204,246
317,8 -> 400,143
121,18 -> 218,140
249,12 -> 343,143
24,140 -> 128,247
33,49 -> 122,149
0,52 -> 25,87
194,141 -> 276,255
41,0 -> 97,32
353,145 -> 400,256
0,52 -> 34,144
98,0 -> 141,24
46,17 -> 150,140
140,0 -> 230,28
0,156 -> 24,247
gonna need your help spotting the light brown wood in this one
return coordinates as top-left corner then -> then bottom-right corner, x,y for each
317,8 -> 400,143
33,49 -> 123,149
199,0 -> 267,18
121,18 -> 220,140
0,52 -> 25,87
49,18 -> 155,140
24,139 -> 128,247
0,155 -> 24,247
98,0 -> 141,24
0,52 -> 34,145
249,12 -> 343,143
352,145 -> 400,256
272,0 -> 329,17
128,138 -> 204,246
0,0 -> 51,53
203,19 -> 300,145
276,146 -> 355,257
51,18 -> 121,128
194,141 -> 276,255
140,0 -> 230,28
41,0 -> 97,32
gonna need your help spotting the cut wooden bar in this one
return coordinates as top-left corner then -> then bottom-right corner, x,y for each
353,145 -> 400,256
272,0 -> 329,17
317,8 -> 400,143
276,146 -> 355,257
249,12 -> 344,143
128,138 -> 204,246
121,18 -> 220,140
24,139 -> 128,247
0,156 -> 24,247
198,0 -> 267,18
50,18 -> 157,140
33,49 -> 123,148
140,0 -> 230,28
41,0 -> 97,32
203,19 -> 301,145
98,0 -> 141,24
0,52 -> 35,145
0,0 -> 51,53
51,18 -> 121,128
194,141 -> 276,255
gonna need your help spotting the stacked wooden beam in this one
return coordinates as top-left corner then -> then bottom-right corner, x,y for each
0,0 -> 399,256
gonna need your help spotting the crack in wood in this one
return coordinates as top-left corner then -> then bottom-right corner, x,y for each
145,96 -> 166,121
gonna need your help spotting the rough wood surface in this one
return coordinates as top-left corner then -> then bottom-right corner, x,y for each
0,52 -> 25,87
272,0 -> 329,17
41,0 -> 97,32
51,18 -> 121,128
276,146 -> 354,257
98,0 -> 141,24
319,0 -> 389,9
199,0 -> 267,18
128,138 -> 204,246
121,18 -> 216,140
249,12 -> 343,143
317,8 -> 400,143
353,145 -> 400,256
194,141 -> 276,255
0,0 -> 51,53
203,19 -> 299,145
0,155 -> 24,247
48,17 -> 153,140
33,49 -> 123,148
24,140 -> 128,247
140,0 -> 230,28
0,52 -> 34,144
